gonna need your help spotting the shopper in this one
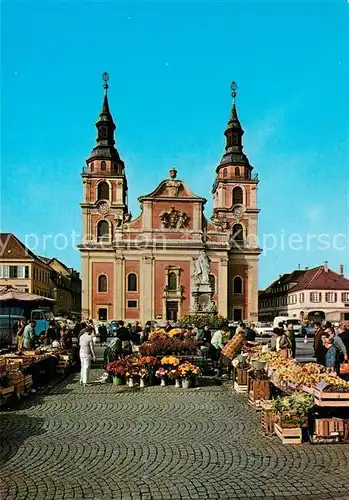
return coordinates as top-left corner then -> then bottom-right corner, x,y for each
79,326 -> 96,386
313,322 -> 326,365
16,319 -> 27,351
323,337 -> 339,373
325,326 -> 348,364
286,322 -> 296,358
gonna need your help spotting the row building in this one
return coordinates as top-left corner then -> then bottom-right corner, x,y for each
258,262 -> 349,323
0,233 -> 81,318
79,77 -> 261,323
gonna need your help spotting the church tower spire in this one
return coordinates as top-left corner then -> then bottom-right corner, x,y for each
219,81 -> 251,169
87,73 -> 124,169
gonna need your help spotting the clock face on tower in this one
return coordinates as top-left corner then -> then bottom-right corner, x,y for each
97,201 -> 110,215
232,204 -> 245,221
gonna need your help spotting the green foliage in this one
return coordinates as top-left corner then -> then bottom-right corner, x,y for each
179,314 -> 228,330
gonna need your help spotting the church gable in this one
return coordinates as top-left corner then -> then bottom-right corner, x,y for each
139,169 -> 206,202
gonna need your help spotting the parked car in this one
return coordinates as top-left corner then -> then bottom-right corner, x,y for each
255,323 -> 274,337
273,316 -> 302,336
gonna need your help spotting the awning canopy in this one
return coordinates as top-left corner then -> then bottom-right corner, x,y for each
0,285 -> 55,304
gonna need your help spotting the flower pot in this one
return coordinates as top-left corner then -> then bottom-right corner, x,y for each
113,376 -> 124,386
160,377 -> 166,387
175,378 -> 181,388
182,378 -> 192,389
140,378 -> 146,388
128,376 -> 134,388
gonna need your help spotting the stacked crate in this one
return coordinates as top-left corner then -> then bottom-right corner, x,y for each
7,371 -> 25,393
248,378 -> 271,410
56,355 -> 71,375
260,400 -> 274,435
234,367 -> 249,393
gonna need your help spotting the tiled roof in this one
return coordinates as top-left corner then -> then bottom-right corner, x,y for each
291,265 -> 349,291
259,270 -> 306,298
0,233 -> 37,260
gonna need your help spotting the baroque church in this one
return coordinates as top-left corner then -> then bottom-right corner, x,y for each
79,76 -> 261,323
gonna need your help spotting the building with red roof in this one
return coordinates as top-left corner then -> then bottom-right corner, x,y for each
259,262 -> 349,323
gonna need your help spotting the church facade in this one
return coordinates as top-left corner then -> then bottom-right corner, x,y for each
79,78 -> 261,323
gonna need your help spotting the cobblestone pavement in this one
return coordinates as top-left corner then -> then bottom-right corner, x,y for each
1,369 -> 348,500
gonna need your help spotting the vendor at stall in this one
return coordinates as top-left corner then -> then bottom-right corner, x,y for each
270,328 -> 292,358
22,320 -> 36,349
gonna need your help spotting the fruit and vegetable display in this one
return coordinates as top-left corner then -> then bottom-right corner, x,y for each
272,393 -> 314,427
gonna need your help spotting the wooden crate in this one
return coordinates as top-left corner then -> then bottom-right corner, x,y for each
236,368 -> 248,386
233,381 -> 248,394
311,418 -> 349,443
248,379 -> 271,401
0,385 -> 14,396
274,423 -> 302,444
261,404 -> 274,435
314,389 -> 349,407
248,392 -> 263,411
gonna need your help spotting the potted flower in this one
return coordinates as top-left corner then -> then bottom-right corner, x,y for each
178,362 -> 201,389
106,359 -> 131,385
168,367 -> 181,388
138,356 -> 158,386
161,356 -> 180,369
155,367 -> 168,386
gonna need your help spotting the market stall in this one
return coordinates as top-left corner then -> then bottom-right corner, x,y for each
0,347 -> 73,407
228,342 -> 349,445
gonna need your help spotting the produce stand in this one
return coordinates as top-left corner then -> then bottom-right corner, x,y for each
0,347 -> 71,407
231,343 -> 349,445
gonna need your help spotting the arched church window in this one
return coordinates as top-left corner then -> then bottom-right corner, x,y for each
101,161 -> 106,171
168,272 -> 177,291
97,220 -> 109,242
97,181 -> 109,201
232,224 -> 244,243
98,274 -> 108,292
233,276 -> 243,295
223,168 -> 228,178
209,274 -> 216,294
127,273 -> 138,292
232,186 -> 243,205
235,167 -> 240,177
90,162 -> 94,172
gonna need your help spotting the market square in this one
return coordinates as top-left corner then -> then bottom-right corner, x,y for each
1,1 -> 349,499
1,362 -> 349,500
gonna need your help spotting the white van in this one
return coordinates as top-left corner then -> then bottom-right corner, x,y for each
273,316 -> 302,336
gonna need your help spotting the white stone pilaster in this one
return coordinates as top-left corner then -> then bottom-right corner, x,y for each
218,256 -> 229,317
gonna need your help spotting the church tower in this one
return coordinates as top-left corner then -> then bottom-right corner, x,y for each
211,82 -> 260,322
80,73 -> 129,320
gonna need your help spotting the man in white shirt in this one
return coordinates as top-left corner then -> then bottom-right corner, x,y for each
79,326 -> 96,386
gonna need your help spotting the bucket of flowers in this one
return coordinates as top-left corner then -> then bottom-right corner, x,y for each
168,367 -> 181,388
138,356 -> 158,387
155,367 -> 169,386
106,359 -> 131,386
178,361 -> 201,389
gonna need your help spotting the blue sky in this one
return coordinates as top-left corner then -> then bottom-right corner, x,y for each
1,1 -> 348,288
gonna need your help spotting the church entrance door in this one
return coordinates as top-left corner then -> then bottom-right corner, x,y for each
166,301 -> 178,322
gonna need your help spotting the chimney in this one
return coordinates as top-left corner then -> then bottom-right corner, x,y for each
339,264 -> 344,276
324,261 -> 328,272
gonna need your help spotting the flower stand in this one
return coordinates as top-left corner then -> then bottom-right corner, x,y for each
140,378 -> 146,388
182,378 -> 192,389
160,377 -> 166,387
128,376 -> 134,388
175,379 -> 181,388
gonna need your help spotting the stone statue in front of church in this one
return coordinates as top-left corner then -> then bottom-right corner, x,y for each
193,250 -> 210,284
